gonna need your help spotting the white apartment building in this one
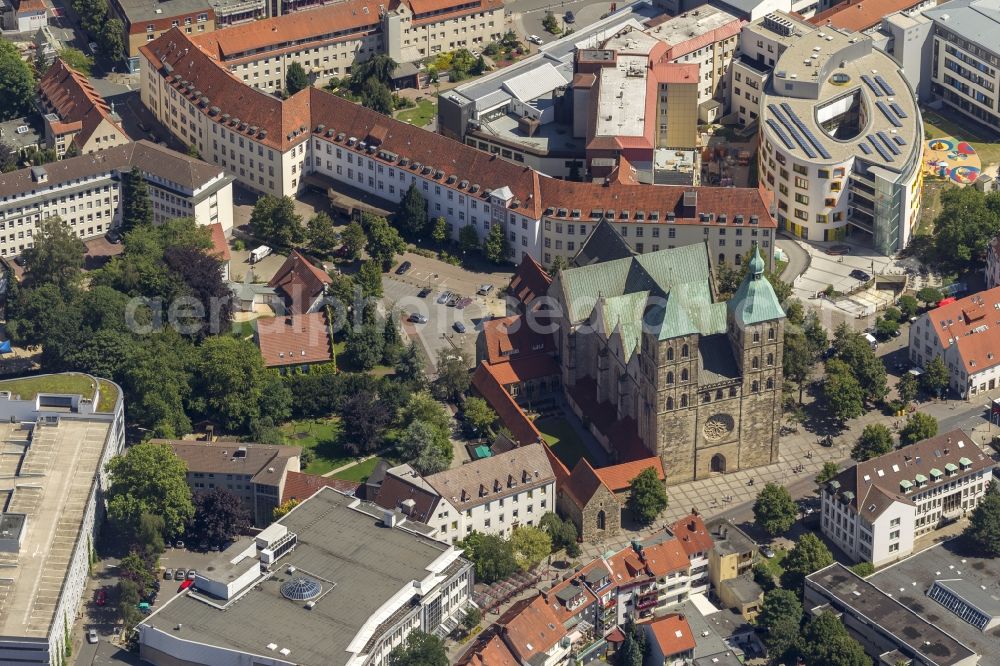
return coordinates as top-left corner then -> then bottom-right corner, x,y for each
0,141 -> 233,257
374,443 -> 557,543
140,28 -> 777,270
0,373 -> 124,665
756,20 -> 922,254
821,430 -> 992,567
383,0 -> 505,63
924,0 -> 1000,132
908,286 -> 1000,398
139,488 -> 474,666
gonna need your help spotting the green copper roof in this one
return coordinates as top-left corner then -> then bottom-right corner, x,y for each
915,473 -> 928,483
600,291 -> 649,360
959,457 -> 972,466
929,468 -> 943,477
728,244 -> 785,326
900,479 -> 913,489
945,462 -> 959,472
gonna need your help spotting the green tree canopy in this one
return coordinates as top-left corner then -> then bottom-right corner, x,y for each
897,294 -> 919,319
285,61 -> 309,95
194,336 -> 278,432
386,631 -> 447,666
510,525 -> 552,569
814,461 -> 841,490
461,531 -> 517,583
355,259 -> 384,298
852,423 -> 894,461
306,211 -> 339,256
98,18 -> 126,63
897,371 -> 919,406
753,482 -> 797,536
483,222 -> 509,263
106,442 -> 194,538
20,216 -> 85,296
965,481 -> 1000,556
0,40 -> 36,121
121,167 -> 152,234
921,356 -> 950,396
458,225 -> 480,253
825,359 -> 865,423
899,411 -> 938,445
398,183 -> 428,238
188,488 -> 252,547
539,512 -> 580,557
340,221 -> 366,260
249,195 -> 304,249
362,212 -> 406,269
930,187 -> 1000,272
432,349 -> 470,402
626,467 -> 668,525
784,330 -> 815,404
756,588 -> 802,659
58,48 -> 94,75
781,532 -> 833,590
462,396 -> 496,435
797,612 -> 869,666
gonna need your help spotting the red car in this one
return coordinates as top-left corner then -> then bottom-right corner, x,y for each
95,589 -> 106,606
179,579 -> 193,591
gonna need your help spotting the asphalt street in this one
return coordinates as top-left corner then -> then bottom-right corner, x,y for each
509,0 -> 618,42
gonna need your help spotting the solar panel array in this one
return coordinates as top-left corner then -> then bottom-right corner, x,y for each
889,102 -> 908,119
861,74 -> 883,97
766,119 -> 795,150
860,143 -> 873,155
874,74 -> 895,96
893,135 -> 907,146
876,101 -> 904,128
877,130 -> 901,156
768,104 -> 816,159
866,133 -> 894,162
779,102 -> 832,159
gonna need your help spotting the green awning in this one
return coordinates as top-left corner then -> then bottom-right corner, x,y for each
959,457 -> 973,466
900,479 -> 913,489
930,468 -> 943,478
828,480 -> 841,490
945,462 -> 959,472
474,445 -> 493,459
914,474 -> 928,483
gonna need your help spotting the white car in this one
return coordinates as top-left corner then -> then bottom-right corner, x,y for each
87,629 -> 98,644
528,34 -> 543,45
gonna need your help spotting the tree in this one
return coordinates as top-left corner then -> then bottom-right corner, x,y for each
852,423 -> 894,461
250,195 -> 303,249
399,391 -> 450,437
626,467 -> 668,525
814,462 -> 841,490
361,78 -> 394,115
849,562 -> 875,577
306,211 -> 339,256
398,183 -> 428,238
540,512 -> 580,557
803,313 -> 828,356
458,225 -> 480,254
105,442 -> 194,538
460,532 -> 517,583
825,360 -> 865,423
432,349 -> 470,402
542,11 -> 560,33
874,316 -> 899,340
431,216 -> 448,244
549,255 -> 569,274
396,420 -> 449,475
345,322 -> 385,371
921,356 -> 950,396
386,631 -> 447,666
0,40 -> 36,121
462,396 -> 496,436
784,331 -> 814,404
897,294 -> 919,319
798,612 -> 869,666
472,54 -> 487,75
273,498 -> 299,520
340,390 -> 393,454
510,525 -> 552,569
58,48 -> 93,75
196,337 -> 289,432
285,61 -> 309,95
188,488 -> 252,547
0,141 -> 18,172
340,221 -> 366,260
831,325 -> 888,403
756,588 -> 802,660
119,167 -> 152,236
483,222 -> 509,264
362,213 -> 405,269
135,513 -> 166,558
899,411 -> 938,445
384,311 -> 401,354
782,532 -> 833,590
355,260 -> 384,298
395,343 -> 425,386
917,286 -> 943,308
97,18 -> 126,63
965,481 -> 1000,556
930,187 -> 1000,272
20,216 -> 85,295
349,54 -> 397,92
753,483 -> 797,536
897,371 -> 919,406
616,620 -> 646,666
462,606 -> 482,630
119,551 -> 155,594
164,245 -> 233,337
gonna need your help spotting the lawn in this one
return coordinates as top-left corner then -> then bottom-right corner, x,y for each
330,456 -> 381,482
279,418 -> 356,475
96,379 -> 119,413
332,337 -> 392,375
231,319 -> 256,338
396,98 -> 436,128
535,416 -> 595,469
0,373 -> 97,402
758,547 -> 788,580
922,109 -> 1000,167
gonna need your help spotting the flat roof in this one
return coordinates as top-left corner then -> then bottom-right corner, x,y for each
644,5 -> 741,52
114,0 -> 211,22
808,562 -> 978,666
476,114 -> 585,155
924,0 -> 1000,60
596,55 -> 650,139
760,29 -> 920,169
144,488 -> 466,665
704,517 -> 756,557
0,418 -> 114,639
868,542 -> 1000,659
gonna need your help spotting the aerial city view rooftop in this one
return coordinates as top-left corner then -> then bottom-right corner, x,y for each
0,0 -> 999,663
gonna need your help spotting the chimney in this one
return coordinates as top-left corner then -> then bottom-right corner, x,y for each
382,509 -> 397,528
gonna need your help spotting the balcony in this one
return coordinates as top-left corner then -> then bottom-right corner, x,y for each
636,596 -> 658,611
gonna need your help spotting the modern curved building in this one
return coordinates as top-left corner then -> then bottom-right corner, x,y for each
757,16 -> 922,254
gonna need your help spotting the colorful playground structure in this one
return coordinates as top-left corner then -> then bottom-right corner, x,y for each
924,137 -> 981,185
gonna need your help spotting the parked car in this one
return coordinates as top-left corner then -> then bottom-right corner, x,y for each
760,545 -> 775,559
564,10 -> 575,22
418,287 -> 432,298
436,291 -> 452,304
249,245 -> 272,263
95,589 -> 106,606
173,539 -> 184,549
528,34 -> 543,44
453,322 -> 466,333
395,260 -> 412,275
850,269 -> 871,281
179,579 -> 193,591
476,284 -> 494,296
163,568 -> 174,580
174,568 -> 186,580
408,313 -> 428,324
187,570 -> 197,580
105,228 -> 122,244
447,295 -> 460,307
87,629 -> 98,644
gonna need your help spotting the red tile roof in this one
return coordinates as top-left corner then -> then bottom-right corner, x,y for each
281,470 -> 360,503
922,286 -> 1000,373
647,614 -> 696,657
652,61 -> 699,84
509,254 -> 552,309
642,538 -> 690,577
268,250 -> 333,315
487,356 -> 560,386
404,0 -> 503,25
564,458 -> 610,508
471,362 -> 543,446
500,595 -> 566,662
372,465 -> 441,522
671,512 -> 713,557
140,28 -> 313,153
481,315 -> 556,365
810,0 -> 914,32
593,457 -> 664,493
207,222 -> 230,261
465,635 -> 520,666
255,311 -> 332,367
39,58 -> 127,149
